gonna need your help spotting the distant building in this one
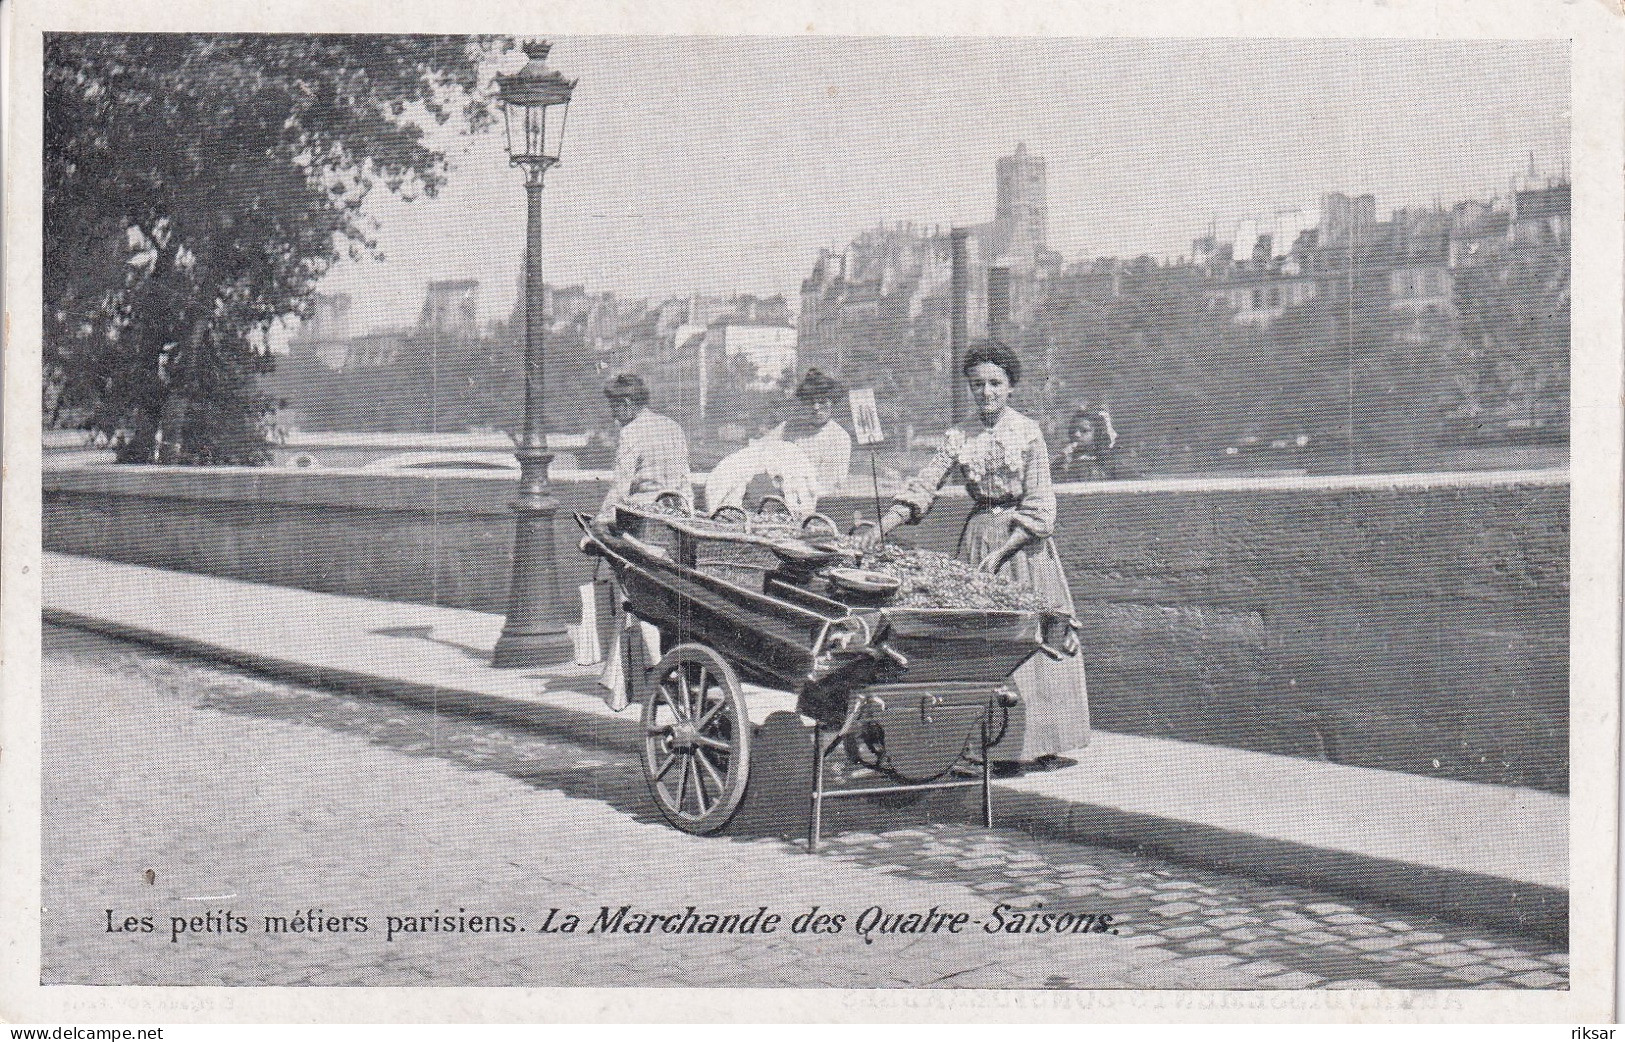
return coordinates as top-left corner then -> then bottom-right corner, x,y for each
712,323 -> 797,387
341,331 -> 407,369
1511,182 -> 1571,249
1317,192 -> 1379,246
1447,200 -> 1511,270
798,223 -> 989,383
421,279 -> 480,338
1193,177 -> 1568,338
798,142 -> 1061,383
287,293 -> 356,370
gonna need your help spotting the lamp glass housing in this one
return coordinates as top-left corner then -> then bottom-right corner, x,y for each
497,42 -> 575,170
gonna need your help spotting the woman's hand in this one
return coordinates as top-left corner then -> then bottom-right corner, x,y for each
850,525 -> 885,552
852,507 -> 907,550
978,528 -> 1032,573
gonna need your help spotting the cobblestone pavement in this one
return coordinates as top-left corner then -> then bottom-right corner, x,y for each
40,625 -> 1568,990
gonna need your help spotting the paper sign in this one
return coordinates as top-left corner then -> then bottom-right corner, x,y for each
849,388 -> 884,446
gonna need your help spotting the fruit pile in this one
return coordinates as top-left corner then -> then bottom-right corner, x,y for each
845,544 -> 1043,612
634,505 -> 1041,612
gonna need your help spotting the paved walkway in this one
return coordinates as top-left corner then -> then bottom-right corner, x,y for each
39,626 -> 1572,992
42,552 -> 1568,939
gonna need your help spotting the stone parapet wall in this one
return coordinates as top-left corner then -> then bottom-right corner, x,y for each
43,465 -> 1568,792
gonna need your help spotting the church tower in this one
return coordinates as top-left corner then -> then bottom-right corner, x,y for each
994,142 -> 1048,270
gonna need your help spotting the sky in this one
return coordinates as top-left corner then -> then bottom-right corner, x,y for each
312,37 -> 1570,335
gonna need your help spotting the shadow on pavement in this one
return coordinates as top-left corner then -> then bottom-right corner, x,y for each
371,625 -> 497,664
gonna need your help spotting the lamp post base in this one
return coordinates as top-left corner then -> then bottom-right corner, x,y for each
493,452 -> 574,669
492,627 -> 573,668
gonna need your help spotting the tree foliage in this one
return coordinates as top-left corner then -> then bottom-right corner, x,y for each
272,312 -> 611,437
44,33 -> 510,462
1022,262 -> 1252,467
1446,249 -> 1570,441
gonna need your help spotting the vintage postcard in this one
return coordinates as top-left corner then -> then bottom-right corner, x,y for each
3,0 -> 1620,1026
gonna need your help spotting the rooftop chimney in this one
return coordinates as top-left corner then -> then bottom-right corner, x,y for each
950,228 -> 971,424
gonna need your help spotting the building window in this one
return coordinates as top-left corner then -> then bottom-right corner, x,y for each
1251,289 -> 1263,309
1266,288 -> 1281,308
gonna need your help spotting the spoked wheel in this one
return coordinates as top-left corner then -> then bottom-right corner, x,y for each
642,643 -> 751,834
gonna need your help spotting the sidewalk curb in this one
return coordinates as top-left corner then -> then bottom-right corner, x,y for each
989,790 -> 1566,943
46,604 -> 1567,943
43,608 -> 636,753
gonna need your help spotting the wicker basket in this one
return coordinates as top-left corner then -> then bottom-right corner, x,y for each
692,536 -> 780,590
614,503 -> 809,592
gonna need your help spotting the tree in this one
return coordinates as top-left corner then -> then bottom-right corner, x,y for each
1030,262 -> 1247,470
44,33 -> 510,462
1447,248 -> 1570,443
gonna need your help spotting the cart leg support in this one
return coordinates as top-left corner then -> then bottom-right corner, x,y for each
809,722 -> 824,852
980,712 -> 994,828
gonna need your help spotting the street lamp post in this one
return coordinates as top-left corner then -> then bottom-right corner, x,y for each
493,40 -> 577,668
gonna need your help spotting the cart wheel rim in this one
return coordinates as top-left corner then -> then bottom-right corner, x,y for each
642,644 -> 751,834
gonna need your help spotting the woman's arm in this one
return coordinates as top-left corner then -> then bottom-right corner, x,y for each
978,427 -> 1059,571
852,437 -> 958,548
1012,429 -> 1058,539
890,439 -> 958,521
977,528 -> 1033,573
596,437 -> 640,521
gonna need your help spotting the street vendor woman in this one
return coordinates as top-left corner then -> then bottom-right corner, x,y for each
598,373 -> 691,521
852,341 -> 1090,774
785,368 -> 853,500
703,422 -> 821,520
707,369 -> 852,518
595,373 -> 691,710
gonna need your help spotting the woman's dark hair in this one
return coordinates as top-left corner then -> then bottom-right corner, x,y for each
962,340 -> 1021,386
794,367 -> 844,403
603,373 -> 650,406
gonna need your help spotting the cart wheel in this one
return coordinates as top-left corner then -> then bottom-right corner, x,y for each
642,643 -> 752,834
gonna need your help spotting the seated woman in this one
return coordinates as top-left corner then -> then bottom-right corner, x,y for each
853,341 -> 1089,774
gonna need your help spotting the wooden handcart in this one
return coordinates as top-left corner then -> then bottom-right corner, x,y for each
576,503 -> 1078,850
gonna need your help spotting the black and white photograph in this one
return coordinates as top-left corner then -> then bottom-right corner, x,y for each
3,0 -> 1620,1026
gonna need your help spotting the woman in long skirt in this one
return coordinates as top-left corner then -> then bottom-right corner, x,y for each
854,341 -> 1089,772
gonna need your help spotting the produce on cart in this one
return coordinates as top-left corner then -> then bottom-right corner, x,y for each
576,496 -> 1081,849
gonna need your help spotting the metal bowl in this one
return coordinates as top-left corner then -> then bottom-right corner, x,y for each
768,539 -> 838,566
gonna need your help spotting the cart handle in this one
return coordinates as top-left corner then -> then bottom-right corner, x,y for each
653,488 -> 693,515
575,512 -> 605,554
755,494 -> 792,520
803,513 -> 839,536
866,643 -> 909,668
1036,614 -> 1084,660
